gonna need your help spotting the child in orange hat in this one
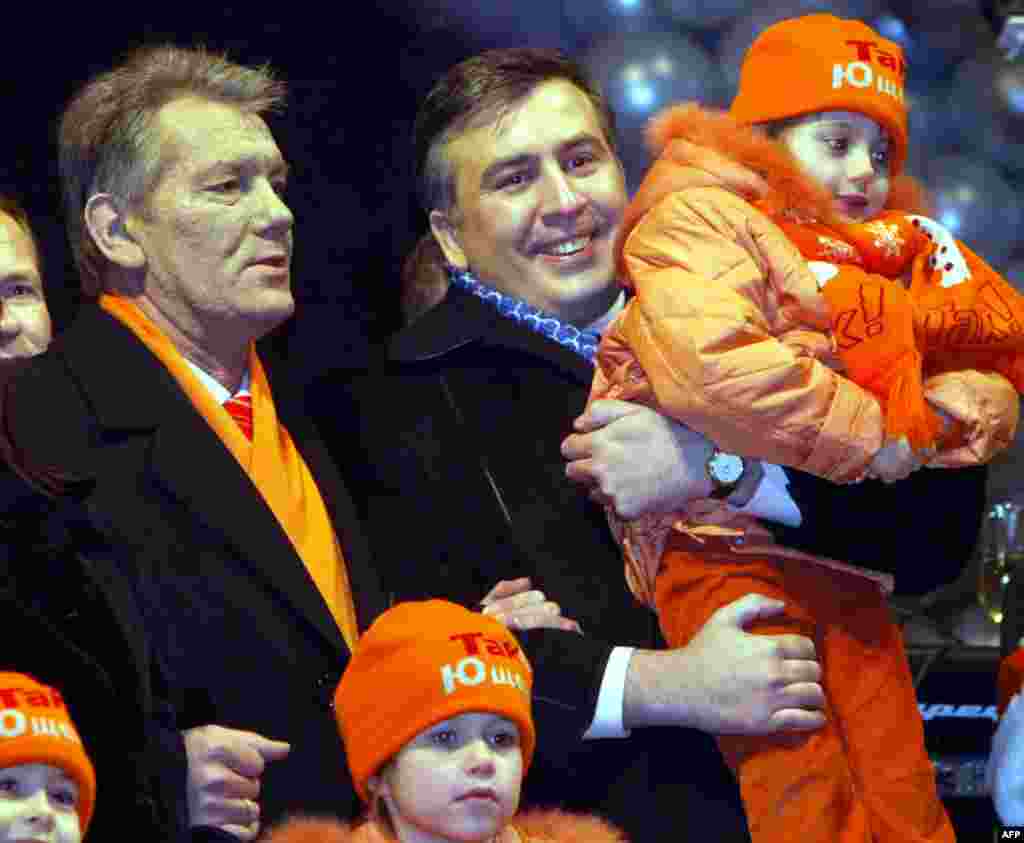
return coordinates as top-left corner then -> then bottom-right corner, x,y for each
0,672 -> 96,843
258,600 -> 627,843
590,12 -> 1023,843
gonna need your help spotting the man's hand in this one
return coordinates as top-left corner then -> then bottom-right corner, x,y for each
622,594 -> 825,734
561,400 -> 712,519
479,577 -> 582,633
989,693 -> 1024,824
184,724 -> 291,841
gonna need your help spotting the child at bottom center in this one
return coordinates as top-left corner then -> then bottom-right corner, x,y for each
259,600 -> 628,843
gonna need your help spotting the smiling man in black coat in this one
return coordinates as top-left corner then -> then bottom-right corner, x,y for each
319,46 -> 991,843
318,48 -> 835,843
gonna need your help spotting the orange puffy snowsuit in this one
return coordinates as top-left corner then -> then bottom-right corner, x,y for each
591,105 -> 1021,843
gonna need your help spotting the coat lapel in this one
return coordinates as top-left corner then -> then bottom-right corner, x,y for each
264,351 -> 387,633
389,286 -> 595,387
62,307 -> 348,653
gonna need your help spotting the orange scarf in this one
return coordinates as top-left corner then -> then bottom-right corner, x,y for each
762,206 -> 1024,452
99,294 -> 359,649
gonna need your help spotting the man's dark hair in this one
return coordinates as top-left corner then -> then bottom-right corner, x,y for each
413,48 -> 617,214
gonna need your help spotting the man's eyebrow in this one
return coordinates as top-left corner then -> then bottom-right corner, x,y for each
560,132 -> 604,151
199,154 -> 290,178
480,154 -> 534,185
479,134 -> 604,184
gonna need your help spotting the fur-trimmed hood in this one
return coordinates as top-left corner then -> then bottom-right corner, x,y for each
617,103 -> 930,272
258,809 -> 629,843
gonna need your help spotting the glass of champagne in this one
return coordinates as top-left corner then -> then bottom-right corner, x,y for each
978,501 -> 1024,624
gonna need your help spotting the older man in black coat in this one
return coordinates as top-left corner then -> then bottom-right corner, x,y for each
1,49 -> 390,840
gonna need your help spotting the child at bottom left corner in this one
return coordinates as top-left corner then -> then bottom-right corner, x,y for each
0,672 -> 96,843
258,599 -> 628,843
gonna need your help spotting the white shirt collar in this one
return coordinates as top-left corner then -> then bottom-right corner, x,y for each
583,290 -> 626,336
184,359 -> 251,404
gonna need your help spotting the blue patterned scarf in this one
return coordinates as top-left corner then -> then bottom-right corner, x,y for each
448,267 -> 601,363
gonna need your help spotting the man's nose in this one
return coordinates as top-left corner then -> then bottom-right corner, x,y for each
539,168 -> 586,219
257,180 -> 295,232
0,300 -> 20,338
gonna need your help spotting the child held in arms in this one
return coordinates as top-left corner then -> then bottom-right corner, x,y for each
591,13 -> 1024,843
260,600 -> 627,843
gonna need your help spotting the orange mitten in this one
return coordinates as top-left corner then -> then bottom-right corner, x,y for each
819,264 -> 942,451
912,239 -> 1024,381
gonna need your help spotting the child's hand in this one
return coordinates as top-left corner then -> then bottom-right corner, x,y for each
479,577 -> 582,634
868,436 -> 923,483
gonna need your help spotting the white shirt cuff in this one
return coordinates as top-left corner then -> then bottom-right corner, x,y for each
582,646 -> 634,740
736,463 -> 802,527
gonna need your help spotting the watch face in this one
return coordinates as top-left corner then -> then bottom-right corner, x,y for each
710,452 -> 744,484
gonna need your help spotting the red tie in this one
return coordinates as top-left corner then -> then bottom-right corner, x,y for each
223,393 -> 253,440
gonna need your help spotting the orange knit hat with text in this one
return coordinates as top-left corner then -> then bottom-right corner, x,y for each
334,600 -> 535,802
0,672 -> 96,833
730,14 -> 909,175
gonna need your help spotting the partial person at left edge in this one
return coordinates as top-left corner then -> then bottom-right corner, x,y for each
0,196 -> 194,840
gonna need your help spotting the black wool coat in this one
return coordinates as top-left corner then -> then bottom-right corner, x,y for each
0,470 -> 189,841
315,287 -> 753,843
3,305 -> 388,833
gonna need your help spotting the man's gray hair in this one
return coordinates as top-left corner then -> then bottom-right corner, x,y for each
59,45 -> 286,296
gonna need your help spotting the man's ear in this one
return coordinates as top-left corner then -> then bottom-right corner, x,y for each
84,194 -> 145,271
429,209 -> 468,271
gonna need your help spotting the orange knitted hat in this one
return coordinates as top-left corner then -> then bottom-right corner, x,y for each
334,600 -> 535,803
0,672 -> 96,833
730,14 -> 909,175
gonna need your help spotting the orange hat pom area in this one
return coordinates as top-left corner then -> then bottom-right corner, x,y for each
334,600 -> 535,803
729,14 -> 909,176
0,672 -> 96,833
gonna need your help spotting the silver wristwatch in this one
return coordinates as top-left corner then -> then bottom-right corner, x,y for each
706,447 -> 747,500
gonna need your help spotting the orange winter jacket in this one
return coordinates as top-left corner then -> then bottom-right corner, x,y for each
592,105 -> 1019,606
258,810 -> 629,843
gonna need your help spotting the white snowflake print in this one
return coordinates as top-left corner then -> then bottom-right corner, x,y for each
817,235 -> 857,262
865,221 -> 905,259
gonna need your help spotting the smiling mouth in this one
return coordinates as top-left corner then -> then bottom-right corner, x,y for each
537,233 -> 596,258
